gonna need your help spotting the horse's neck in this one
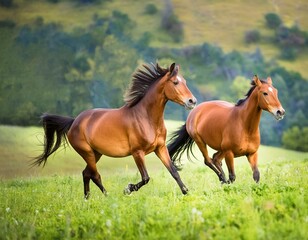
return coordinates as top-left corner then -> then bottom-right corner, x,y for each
238,93 -> 262,134
134,83 -> 167,126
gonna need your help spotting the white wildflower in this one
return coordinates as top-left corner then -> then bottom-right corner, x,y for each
106,219 -> 112,228
192,207 -> 204,223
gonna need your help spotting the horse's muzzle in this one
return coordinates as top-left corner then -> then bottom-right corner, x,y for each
274,108 -> 285,121
185,97 -> 197,110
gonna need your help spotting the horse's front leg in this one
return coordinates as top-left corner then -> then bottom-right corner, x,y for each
225,151 -> 236,183
247,152 -> 260,183
124,150 -> 150,195
155,145 -> 188,195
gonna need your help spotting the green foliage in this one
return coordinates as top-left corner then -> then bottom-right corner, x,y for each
282,126 -> 308,152
280,46 -> 298,60
144,3 -> 158,15
230,76 -> 251,101
276,25 -> 307,47
73,0 -> 108,4
91,35 -> 139,108
260,114 -> 283,146
200,42 -> 224,65
275,25 -> 307,60
262,13 -> 308,60
107,10 -> 135,38
161,0 -> 183,42
245,29 -> 261,44
46,0 -> 60,3
0,19 -> 15,28
0,0 -> 13,8
265,13 -> 282,29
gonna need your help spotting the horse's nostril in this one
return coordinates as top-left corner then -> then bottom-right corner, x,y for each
185,98 -> 196,109
277,109 -> 285,116
188,98 -> 196,105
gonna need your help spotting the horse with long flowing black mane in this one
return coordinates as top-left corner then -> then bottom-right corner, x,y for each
168,75 -> 285,183
33,62 -> 197,197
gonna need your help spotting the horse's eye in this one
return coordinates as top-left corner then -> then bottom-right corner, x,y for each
263,92 -> 268,96
173,80 -> 179,85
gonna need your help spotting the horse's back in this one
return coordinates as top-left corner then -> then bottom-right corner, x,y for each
187,100 -> 235,149
188,100 -> 234,127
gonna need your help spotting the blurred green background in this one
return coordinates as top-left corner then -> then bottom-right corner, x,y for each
0,0 -> 307,151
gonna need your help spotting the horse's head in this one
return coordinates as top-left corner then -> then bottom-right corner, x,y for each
163,63 -> 197,110
254,75 -> 285,120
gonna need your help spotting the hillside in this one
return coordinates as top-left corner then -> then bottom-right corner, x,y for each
1,0 -> 308,77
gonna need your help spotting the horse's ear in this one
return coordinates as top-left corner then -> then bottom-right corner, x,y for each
170,63 -> 179,77
253,75 -> 262,86
267,77 -> 272,85
169,63 -> 175,72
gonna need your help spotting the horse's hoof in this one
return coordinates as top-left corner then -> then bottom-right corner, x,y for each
253,171 -> 260,183
182,186 -> 189,195
220,180 -> 228,184
123,184 -> 133,195
123,187 -> 131,195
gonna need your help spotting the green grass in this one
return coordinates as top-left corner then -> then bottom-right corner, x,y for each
1,162 -> 307,239
0,122 -> 308,239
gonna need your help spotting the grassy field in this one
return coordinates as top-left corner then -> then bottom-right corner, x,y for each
0,122 -> 307,239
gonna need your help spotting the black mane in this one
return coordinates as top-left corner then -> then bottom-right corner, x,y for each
124,63 -> 169,107
235,79 -> 267,106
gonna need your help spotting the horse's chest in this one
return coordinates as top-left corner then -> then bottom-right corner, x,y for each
134,124 -> 165,151
233,134 -> 260,156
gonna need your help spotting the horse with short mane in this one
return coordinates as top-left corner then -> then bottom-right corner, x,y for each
168,75 -> 285,183
34,62 -> 197,197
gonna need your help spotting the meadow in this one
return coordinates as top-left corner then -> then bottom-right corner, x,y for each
0,122 -> 307,239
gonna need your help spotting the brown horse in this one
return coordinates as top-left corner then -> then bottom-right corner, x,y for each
34,62 -> 197,197
168,75 -> 285,183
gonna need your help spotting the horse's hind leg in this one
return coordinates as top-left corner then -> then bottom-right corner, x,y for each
80,150 -> 107,198
82,166 -> 91,199
124,150 -> 150,195
194,139 -> 226,183
212,151 -> 227,182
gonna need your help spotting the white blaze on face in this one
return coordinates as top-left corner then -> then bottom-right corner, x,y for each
177,76 -> 182,82
268,87 -> 273,92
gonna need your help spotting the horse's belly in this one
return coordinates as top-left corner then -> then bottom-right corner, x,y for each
197,120 -> 225,150
95,143 -> 131,158
89,126 -> 131,157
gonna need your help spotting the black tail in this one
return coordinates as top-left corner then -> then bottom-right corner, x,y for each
167,123 -> 195,169
33,113 -> 75,167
